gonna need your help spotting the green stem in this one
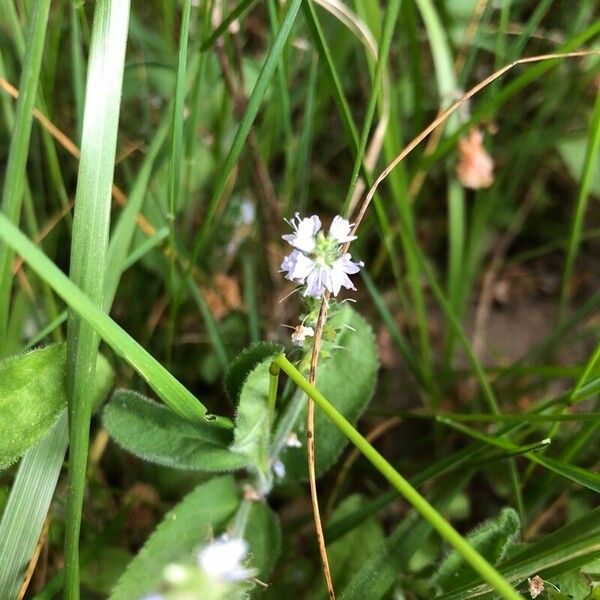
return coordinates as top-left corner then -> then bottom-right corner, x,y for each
273,353 -> 523,600
268,361 -> 280,420
231,499 -> 252,539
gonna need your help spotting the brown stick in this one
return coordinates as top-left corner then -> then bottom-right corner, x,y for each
307,293 -> 335,599
16,516 -> 50,600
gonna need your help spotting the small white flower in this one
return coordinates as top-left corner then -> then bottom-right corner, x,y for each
281,213 -> 364,299
328,215 -> 356,243
282,213 -> 321,253
291,324 -> 314,347
272,459 -> 286,478
285,432 -> 302,448
198,536 -> 255,582
140,595 -> 165,600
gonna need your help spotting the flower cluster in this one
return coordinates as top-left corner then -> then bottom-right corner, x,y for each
198,536 -> 256,583
280,214 -> 363,299
140,535 -> 255,600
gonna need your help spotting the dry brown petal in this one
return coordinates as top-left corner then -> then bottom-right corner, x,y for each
456,128 -> 494,189
528,575 -> 545,598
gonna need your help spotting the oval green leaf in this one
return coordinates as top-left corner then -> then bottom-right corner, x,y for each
282,306 -> 379,480
0,344 -> 114,469
103,390 -> 248,472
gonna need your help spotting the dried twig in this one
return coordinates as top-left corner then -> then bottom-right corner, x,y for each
307,294 -> 335,598
16,516 -> 50,600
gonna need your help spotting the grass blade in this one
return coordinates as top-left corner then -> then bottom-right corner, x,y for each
0,413 -> 68,599
0,0 -> 51,349
63,0 -> 131,596
558,90 -> 600,317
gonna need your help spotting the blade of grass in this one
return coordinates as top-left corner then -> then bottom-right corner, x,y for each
165,0 -> 192,363
439,417 -> 600,494
0,0 -> 52,351
557,90 -> 600,318
105,120 -> 169,307
0,413 -> 69,599
69,0 -> 85,141
63,1 -> 131,596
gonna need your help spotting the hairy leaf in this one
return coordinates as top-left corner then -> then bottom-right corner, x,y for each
432,507 -> 521,593
109,476 -> 240,600
244,500 -> 282,582
0,344 -> 114,469
282,306 -> 379,479
230,358 -> 272,489
103,390 -> 248,472
225,342 -> 283,406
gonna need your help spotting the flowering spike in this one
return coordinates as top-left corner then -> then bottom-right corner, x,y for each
281,213 -> 363,299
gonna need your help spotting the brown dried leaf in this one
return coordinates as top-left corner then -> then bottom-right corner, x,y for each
456,128 -> 494,189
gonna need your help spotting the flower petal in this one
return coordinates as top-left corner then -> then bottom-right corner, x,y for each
280,250 -> 315,282
303,265 -> 329,298
328,215 -> 356,243
336,253 -> 363,274
282,214 -> 321,252
327,266 -> 354,296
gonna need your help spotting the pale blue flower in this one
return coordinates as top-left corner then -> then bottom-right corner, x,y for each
282,213 -> 321,253
281,249 -> 314,283
281,214 -> 363,299
328,215 -> 356,243
198,536 -> 255,582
